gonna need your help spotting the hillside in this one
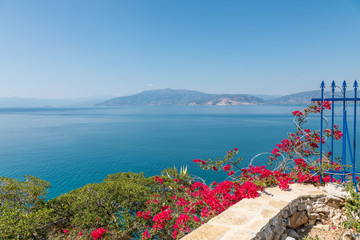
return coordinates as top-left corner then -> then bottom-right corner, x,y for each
0,97 -> 111,108
266,90 -> 321,105
0,89 -> 338,107
96,89 -> 266,106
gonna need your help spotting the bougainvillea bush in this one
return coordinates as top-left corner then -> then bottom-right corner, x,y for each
136,168 -> 261,239
0,101 -> 358,240
136,101 -> 353,239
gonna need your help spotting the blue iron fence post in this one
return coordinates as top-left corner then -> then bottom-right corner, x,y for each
320,81 -> 325,183
342,81 -> 347,183
353,81 -> 358,192
331,80 -> 335,182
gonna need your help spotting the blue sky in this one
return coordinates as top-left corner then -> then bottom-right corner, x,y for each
0,0 -> 359,98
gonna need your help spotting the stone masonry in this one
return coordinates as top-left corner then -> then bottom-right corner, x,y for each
181,183 -> 344,240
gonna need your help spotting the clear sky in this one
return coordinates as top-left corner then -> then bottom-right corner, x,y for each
0,0 -> 359,99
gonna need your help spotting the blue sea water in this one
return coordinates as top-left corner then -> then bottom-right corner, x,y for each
0,105 -> 350,198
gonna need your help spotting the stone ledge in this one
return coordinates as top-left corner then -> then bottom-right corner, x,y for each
181,183 -> 326,240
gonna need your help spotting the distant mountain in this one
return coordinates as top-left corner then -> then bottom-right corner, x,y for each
266,89 -> 360,105
266,90 -> 321,105
3,89 -> 341,108
251,94 -> 282,101
0,96 -> 111,108
96,89 -> 265,106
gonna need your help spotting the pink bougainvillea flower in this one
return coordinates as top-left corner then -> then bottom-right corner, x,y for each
292,110 -> 303,116
91,228 -> 108,240
142,230 -> 150,239
223,164 -> 231,172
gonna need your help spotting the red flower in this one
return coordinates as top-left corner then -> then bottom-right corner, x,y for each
271,148 -> 281,156
91,228 -> 108,240
227,171 -> 235,176
292,110 -> 303,116
223,164 -> 231,172
294,158 -> 307,168
154,176 -> 164,184
193,216 -> 200,222
323,176 -> 331,183
173,230 -> 178,239
142,230 -> 150,239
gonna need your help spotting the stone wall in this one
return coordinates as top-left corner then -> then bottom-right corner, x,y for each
254,194 -> 343,240
180,183 -> 350,240
181,184 -> 328,240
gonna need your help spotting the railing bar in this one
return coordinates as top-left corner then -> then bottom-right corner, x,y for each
342,81 -> 347,183
331,81 -> 335,182
353,81 -> 358,192
320,81 -> 325,183
312,97 -> 360,101
325,171 -> 360,174
345,120 -> 354,165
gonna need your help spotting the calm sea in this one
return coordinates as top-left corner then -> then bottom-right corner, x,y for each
0,105 -> 340,198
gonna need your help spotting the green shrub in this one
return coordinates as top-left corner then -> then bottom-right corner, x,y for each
0,175 -> 52,239
342,183 -> 360,232
47,172 -> 162,238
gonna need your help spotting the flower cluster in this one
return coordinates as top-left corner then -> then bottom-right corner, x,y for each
137,171 -> 261,239
154,176 -> 164,184
56,228 -> 84,239
91,228 -> 108,240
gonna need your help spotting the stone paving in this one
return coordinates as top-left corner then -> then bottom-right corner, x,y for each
180,183 -> 326,240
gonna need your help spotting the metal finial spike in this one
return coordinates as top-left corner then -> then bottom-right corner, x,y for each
321,81 -> 325,89
354,80 -> 358,88
343,80 -> 347,89
331,80 -> 335,94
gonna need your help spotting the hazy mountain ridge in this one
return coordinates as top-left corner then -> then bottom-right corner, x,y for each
97,89 -> 334,106
267,90 -> 359,105
0,96 -> 112,108
267,90 -> 321,105
0,89 -> 343,107
96,89 -> 266,106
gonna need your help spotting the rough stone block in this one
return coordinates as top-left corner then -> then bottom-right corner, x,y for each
282,210 -> 289,218
286,228 -> 300,239
288,211 -> 308,229
298,203 -> 306,211
308,212 -> 320,219
324,183 -> 350,199
309,219 -> 316,225
325,195 -> 343,208
289,205 -> 297,215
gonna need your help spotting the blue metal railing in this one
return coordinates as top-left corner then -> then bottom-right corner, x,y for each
311,80 -> 359,192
